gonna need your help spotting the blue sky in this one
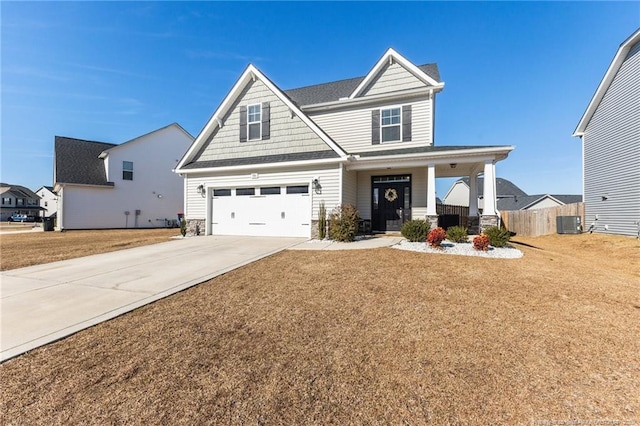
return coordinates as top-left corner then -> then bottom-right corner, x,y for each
2,2 -> 638,198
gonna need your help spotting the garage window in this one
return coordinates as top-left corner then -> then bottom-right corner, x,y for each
260,187 -> 281,195
286,185 -> 309,194
213,189 -> 231,197
236,187 -> 255,196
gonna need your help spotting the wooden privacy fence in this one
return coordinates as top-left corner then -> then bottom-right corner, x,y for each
437,204 -> 469,217
501,202 -> 584,237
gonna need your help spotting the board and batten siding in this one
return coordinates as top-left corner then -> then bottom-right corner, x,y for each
355,168 -> 427,220
361,62 -> 427,97
185,165 -> 341,221
195,80 -> 333,163
309,97 -> 432,154
583,40 -> 640,237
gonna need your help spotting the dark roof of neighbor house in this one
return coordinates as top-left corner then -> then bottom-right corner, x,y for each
497,194 -> 583,211
54,137 -> 117,186
284,63 -> 440,107
0,183 -> 40,199
181,150 -> 341,170
458,177 -> 528,198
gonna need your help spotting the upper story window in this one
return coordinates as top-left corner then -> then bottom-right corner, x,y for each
2,197 -> 10,205
17,199 -> 24,206
123,161 -> 134,180
381,107 -> 401,142
239,102 -> 270,142
372,105 -> 412,145
248,104 -> 261,140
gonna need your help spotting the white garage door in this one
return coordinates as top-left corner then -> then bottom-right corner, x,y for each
211,185 -> 311,237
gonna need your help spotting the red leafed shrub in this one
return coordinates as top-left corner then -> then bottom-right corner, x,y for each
427,227 -> 447,248
473,234 -> 490,251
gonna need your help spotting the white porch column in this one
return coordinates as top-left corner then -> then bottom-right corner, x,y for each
426,164 -> 437,216
482,161 -> 497,216
468,173 -> 479,216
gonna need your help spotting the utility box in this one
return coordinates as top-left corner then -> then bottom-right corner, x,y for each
557,216 -> 582,234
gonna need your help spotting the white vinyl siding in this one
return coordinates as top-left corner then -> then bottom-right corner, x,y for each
195,80 -> 333,163
309,97 -> 432,154
583,40 -> 640,236
185,165 -> 341,222
361,62 -> 426,97
341,167 -> 357,206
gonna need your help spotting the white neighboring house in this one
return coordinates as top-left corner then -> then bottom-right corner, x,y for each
573,28 -> 640,237
443,177 -> 581,211
175,49 -> 515,237
54,123 -> 194,230
35,186 -> 57,218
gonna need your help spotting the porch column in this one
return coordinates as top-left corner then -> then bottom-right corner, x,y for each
482,160 -> 497,216
468,173 -> 479,216
426,164 -> 437,216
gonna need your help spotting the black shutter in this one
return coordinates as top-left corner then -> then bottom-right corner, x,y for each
239,106 -> 247,142
371,109 -> 380,145
402,105 -> 412,142
261,102 -> 270,140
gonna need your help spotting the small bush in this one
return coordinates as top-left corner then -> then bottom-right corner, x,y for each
473,234 -> 490,251
318,201 -> 327,240
328,204 -> 360,242
446,225 -> 468,243
484,226 -> 511,248
401,219 -> 430,242
180,218 -> 187,237
427,227 -> 447,248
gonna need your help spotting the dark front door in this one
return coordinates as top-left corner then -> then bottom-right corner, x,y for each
372,175 -> 411,232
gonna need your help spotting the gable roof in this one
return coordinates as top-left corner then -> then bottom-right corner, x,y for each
284,63 -> 440,107
458,177 -> 528,198
497,194 -> 582,211
54,137 -> 117,187
99,123 -> 193,158
573,28 -> 640,136
175,64 -> 348,172
0,183 -> 40,199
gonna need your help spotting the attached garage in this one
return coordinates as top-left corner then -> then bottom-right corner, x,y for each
210,184 -> 311,237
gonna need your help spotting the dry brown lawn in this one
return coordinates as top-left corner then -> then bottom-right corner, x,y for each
0,228 -> 180,271
1,233 -> 639,425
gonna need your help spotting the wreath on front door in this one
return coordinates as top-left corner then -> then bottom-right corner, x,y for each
384,188 -> 398,202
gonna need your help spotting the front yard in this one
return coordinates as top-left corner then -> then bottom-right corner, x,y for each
1,233 -> 638,424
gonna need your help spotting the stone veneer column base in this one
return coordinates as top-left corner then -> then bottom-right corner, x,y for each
426,215 -> 439,230
467,216 -> 480,235
311,220 -> 320,239
186,219 -> 205,236
480,215 -> 498,233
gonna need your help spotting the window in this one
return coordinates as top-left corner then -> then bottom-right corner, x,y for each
123,161 -> 133,180
236,187 -> 255,196
213,189 -> 231,197
17,199 -> 24,206
248,104 -> 261,140
1,197 -> 9,205
260,187 -> 281,195
286,185 -> 309,194
381,107 -> 401,142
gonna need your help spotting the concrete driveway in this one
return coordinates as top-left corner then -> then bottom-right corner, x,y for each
0,235 -> 305,362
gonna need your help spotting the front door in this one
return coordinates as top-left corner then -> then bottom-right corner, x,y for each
371,175 -> 411,232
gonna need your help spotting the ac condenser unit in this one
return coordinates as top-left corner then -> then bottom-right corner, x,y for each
557,216 -> 582,234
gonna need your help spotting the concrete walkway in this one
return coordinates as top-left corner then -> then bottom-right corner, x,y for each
0,235 -> 304,362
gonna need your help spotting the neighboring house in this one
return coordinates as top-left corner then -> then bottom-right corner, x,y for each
573,28 -> 640,237
54,123 -> 194,230
0,183 -> 43,221
175,48 -> 514,238
443,177 -> 581,211
35,185 -> 57,218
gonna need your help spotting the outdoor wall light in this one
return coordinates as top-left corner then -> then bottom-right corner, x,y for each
196,184 -> 205,197
601,195 -> 608,201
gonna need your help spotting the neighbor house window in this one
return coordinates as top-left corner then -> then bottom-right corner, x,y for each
381,107 -> 401,142
247,104 -> 261,140
17,199 -> 24,206
2,197 -> 9,205
123,161 -> 133,180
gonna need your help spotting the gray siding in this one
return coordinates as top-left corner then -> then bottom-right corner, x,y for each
341,166 -> 358,206
355,168 -> 427,220
584,40 -> 640,236
195,80 -> 333,163
361,62 -> 427,96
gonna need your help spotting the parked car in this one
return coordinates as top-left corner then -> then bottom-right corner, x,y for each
8,214 -> 34,222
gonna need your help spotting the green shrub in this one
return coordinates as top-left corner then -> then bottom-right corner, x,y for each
400,219 -> 430,242
328,204 -> 360,242
180,218 -> 187,237
318,201 -> 327,240
484,226 -> 511,247
446,225 -> 468,243
473,234 -> 490,251
427,227 -> 447,248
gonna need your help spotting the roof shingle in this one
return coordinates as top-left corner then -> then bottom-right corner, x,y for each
54,137 -> 116,186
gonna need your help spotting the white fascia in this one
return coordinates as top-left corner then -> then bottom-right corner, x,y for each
349,48 -> 444,100
177,157 -> 346,175
301,86 -> 440,113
